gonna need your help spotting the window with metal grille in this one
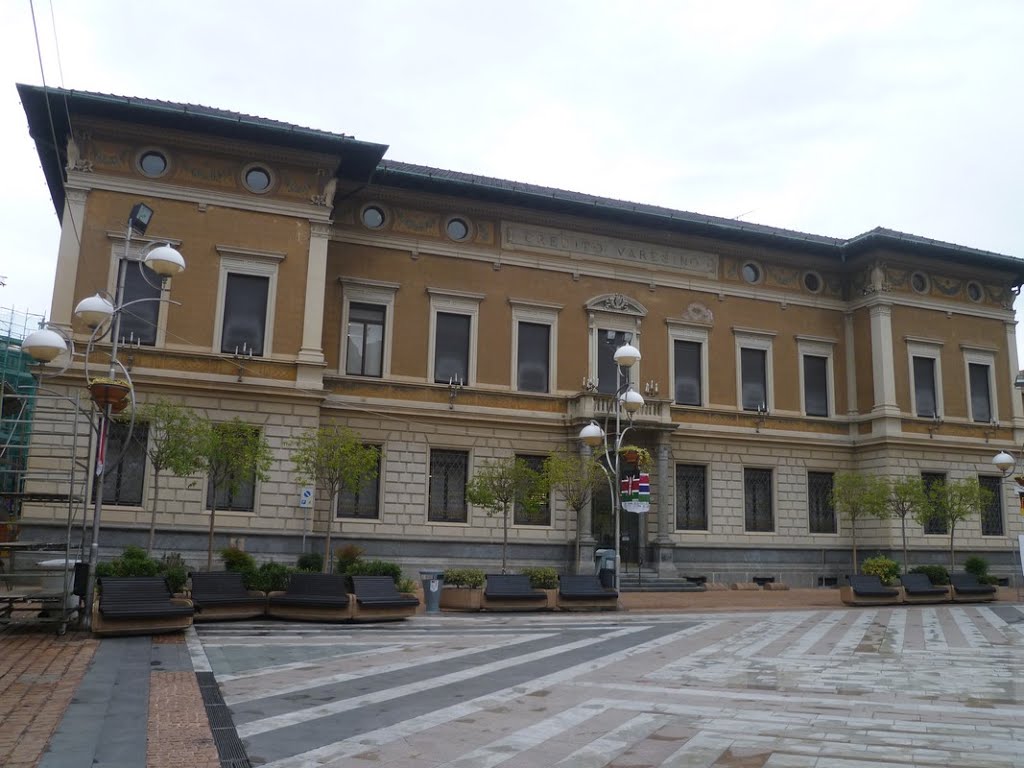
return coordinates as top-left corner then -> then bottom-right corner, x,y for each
674,340 -> 701,406
514,454 -> 550,525
978,475 -> 1004,536
597,329 -> 630,394
206,469 -> 256,512
338,448 -> 381,519
913,356 -> 937,417
221,273 -> 269,356
807,471 -> 836,534
744,467 -> 773,532
740,348 -> 767,411
434,313 -> 470,384
97,421 -> 148,506
969,363 -> 992,423
517,322 -> 550,393
675,464 -> 707,530
346,303 -> 385,377
428,449 -> 468,522
921,472 -> 947,534
803,355 -> 829,417
118,261 -> 161,346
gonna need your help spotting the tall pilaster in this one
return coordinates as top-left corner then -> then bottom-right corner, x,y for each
577,443 -> 596,574
296,221 -> 330,388
1006,319 -> 1024,425
653,434 -> 677,577
49,187 -> 89,328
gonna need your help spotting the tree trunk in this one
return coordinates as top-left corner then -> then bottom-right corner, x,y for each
851,517 -> 858,575
207,490 -> 218,571
949,525 -> 956,572
147,467 -> 162,554
901,516 -> 908,574
501,502 -> 509,574
574,506 -> 582,574
324,490 -> 338,574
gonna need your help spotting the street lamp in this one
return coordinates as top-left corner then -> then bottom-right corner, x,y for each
21,205 -> 184,629
577,342 -> 644,592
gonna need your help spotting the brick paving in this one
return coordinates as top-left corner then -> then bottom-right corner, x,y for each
147,671 -> 220,768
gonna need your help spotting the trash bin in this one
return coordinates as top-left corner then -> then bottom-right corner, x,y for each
594,549 -> 616,588
419,569 -> 445,614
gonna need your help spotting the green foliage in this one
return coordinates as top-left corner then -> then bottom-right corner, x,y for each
618,445 -> 652,471
909,564 -> 950,585
160,552 -> 188,593
95,546 -> 186,593
978,575 -> 1001,586
244,562 -> 293,593
860,555 -> 900,586
964,556 -> 989,578
136,399 -> 205,476
915,477 -> 991,570
296,552 -> 324,572
542,449 -> 605,513
520,566 -> 558,590
887,475 -> 927,571
220,547 -> 256,573
832,472 -> 890,574
397,577 -> 417,594
442,568 -> 485,588
466,457 -> 545,573
344,559 -> 402,584
335,544 -> 365,573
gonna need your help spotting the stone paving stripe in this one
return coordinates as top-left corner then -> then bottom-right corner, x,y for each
185,625 -> 212,672
551,712 -> 673,767
780,610 -> 845,657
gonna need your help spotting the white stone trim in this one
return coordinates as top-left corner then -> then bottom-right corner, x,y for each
733,329 -> 775,411
428,292 -> 481,385
510,301 -> 560,394
213,253 -> 279,357
666,322 -> 709,407
797,337 -> 836,418
906,338 -> 944,418
340,279 -> 398,378
962,347 -> 998,424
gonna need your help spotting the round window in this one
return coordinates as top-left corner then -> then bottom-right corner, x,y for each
966,281 -> 983,303
803,271 -> 822,293
446,217 -> 470,241
741,262 -> 761,284
361,206 -> 386,229
910,272 -> 929,294
243,166 -> 272,193
138,150 -> 167,177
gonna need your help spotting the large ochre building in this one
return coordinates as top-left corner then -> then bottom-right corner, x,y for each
16,84 -> 1024,586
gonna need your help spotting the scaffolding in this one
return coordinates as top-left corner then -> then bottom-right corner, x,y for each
0,307 -> 93,633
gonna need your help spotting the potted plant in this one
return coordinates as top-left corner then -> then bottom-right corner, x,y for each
439,567 -> 485,611
88,376 -> 132,408
618,445 -> 652,471
521,566 -> 559,609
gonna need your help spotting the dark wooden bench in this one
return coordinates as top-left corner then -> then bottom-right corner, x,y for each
189,571 -> 267,621
482,574 -> 549,611
898,573 -> 950,604
350,576 -> 419,621
557,574 -> 618,611
950,573 -> 997,603
92,576 -> 194,636
267,573 -> 351,622
839,574 -> 901,606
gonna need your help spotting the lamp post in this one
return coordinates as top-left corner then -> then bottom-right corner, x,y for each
577,342 -> 643,592
22,204 -> 184,628
991,444 -> 1024,596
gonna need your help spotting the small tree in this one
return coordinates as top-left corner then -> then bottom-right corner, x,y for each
915,477 -> 990,571
831,472 -> 890,574
466,457 -> 544,574
887,475 -> 927,573
134,399 -> 204,553
290,426 -> 379,573
197,418 -> 273,570
543,449 -> 606,573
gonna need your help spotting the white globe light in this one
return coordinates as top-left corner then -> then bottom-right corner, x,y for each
613,343 -> 641,368
578,421 -> 605,447
21,327 -> 68,363
74,294 -> 114,329
143,244 -> 185,277
992,451 -> 1015,474
620,388 -> 645,414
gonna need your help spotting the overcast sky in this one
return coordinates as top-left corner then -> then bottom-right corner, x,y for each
2,1 -> 1022,353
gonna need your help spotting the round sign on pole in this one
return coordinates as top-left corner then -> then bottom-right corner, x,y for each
299,486 -> 314,508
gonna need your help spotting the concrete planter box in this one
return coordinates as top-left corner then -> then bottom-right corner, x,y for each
440,586 -> 482,611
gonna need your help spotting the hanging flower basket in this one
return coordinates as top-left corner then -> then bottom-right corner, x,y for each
618,445 -> 652,471
108,396 -> 131,414
88,377 -> 132,408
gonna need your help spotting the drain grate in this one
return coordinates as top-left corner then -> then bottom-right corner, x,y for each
195,672 -> 252,768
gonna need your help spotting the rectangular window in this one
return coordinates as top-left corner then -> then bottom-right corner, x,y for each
913,356 -> 937,417
969,363 -> 992,423
98,421 -> 148,506
206,472 -> 256,512
803,355 -> 829,417
434,313 -> 470,384
744,468 -> 773,532
221,273 -> 269,356
740,348 -> 767,411
118,262 -> 161,346
979,475 -> 1004,537
921,472 -> 946,535
675,464 -> 707,530
514,454 -> 550,525
428,449 -> 468,522
807,471 -> 836,534
346,303 -> 385,377
597,329 -> 630,394
674,340 -> 702,406
338,449 -> 381,519
516,322 -> 550,393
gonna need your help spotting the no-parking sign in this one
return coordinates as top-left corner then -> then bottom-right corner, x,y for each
298,486 -> 314,508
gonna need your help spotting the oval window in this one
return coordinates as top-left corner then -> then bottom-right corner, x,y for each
138,150 -> 167,177
244,166 -> 272,193
803,271 -> 822,293
910,272 -> 929,295
966,281 -> 983,303
446,217 -> 470,241
361,205 -> 386,229
741,262 -> 761,284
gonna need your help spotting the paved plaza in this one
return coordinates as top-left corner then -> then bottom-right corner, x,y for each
6,599 -> 1024,767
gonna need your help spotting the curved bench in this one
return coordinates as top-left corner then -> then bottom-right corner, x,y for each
950,573 -> 997,603
189,571 -> 267,621
350,576 -> 419,621
267,573 -> 351,622
898,573 -> 950,604
482,574 -> 548,612
92,576 -> 194,636
839,574 -> 901,606
557,574 -> 618,611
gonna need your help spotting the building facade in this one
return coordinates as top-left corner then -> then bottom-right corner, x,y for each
16,84 -> 1024,586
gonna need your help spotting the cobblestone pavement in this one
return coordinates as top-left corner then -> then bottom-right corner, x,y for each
192,604 -> 1024,768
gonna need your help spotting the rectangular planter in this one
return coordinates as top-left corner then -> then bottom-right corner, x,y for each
440,586 -> 482,611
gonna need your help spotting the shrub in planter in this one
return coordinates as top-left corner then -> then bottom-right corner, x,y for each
909,564 -> 949,585
442,568 -> 485,588
964,556 -> 989,578
296,552 -> 323,572
520,566 -> 558,590
397,577 -> 417,594
160,553 -> 189,594
95,546 -> 187,593
335,544 -> 365,574
220,547 -> 256,573
860,555 -> 900,586
245,562 -> 293,593
344,559 -> 402,585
